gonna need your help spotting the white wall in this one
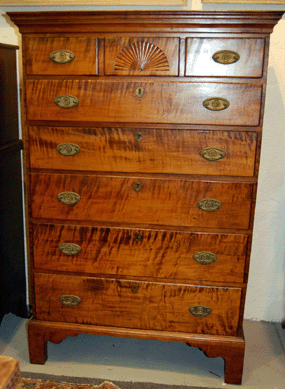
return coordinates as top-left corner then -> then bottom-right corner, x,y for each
1,0 -> 284,322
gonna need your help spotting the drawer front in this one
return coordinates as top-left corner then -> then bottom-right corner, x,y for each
186,38 -> 265,78
24,37 -> 98,75
29,126 -> 257,177
30,173 -> 253,229
34,273 -> 242,336
26,80 -> 262,126
32,223 -> 248,283
104,37 -> 179,76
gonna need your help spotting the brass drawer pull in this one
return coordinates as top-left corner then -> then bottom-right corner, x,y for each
134,132 -> 143,142
50,49 -> 75,64
197,198 -> 222,212
200,147 -> 226,161
54,95 -> 79,108
58,192 -> 81,205
60,295 -> 81,307
133,182 -> 142,192
193,251 -> 217,265
131,284 -> 139,293
59,243 -> 81,255
56,143 -> 80,156
189,305 -> 212,317
134,232 -> 142,242
203,97 -> 230,111
212,50 -> 240,65
136,87 -> 144,98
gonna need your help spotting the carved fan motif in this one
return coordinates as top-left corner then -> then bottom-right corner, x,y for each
114,42 -> 170,72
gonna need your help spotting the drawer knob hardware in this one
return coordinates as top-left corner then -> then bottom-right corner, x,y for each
193,251 -> 217,265
200,147 -> 226,161
203,97 -> 230,111
197,199 -> 222,212
60,295 -> 81,307
58,192 -> 81,205
131,284 -> 139,293
54,95 -> 79,109
114,42 -> 170,72
59,243 -> 81,255
133,182 -> 142,192
50,49 -> 75,64
134,232 -> 142,242
56,143 -> 80,156
134,132 -> 143,142
212,50 -> 240,65
189,305 -> 212,317
136,87 -> 144,98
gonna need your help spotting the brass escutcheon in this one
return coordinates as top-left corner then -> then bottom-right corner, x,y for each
50,49 -> 75,64
133,182 -> 142,192
56,143 -> 80,156
54,95 -> 79,109
212,50 -> 240,65
60,295 -> 81,307
134,132 -> 143,142
131,284 -> 139,293
189,305 -> 212,318
134,232 -> 142,242
197,198 -> 222,212
136,87 -> 144,98
200,147 -> 226,161
59,243 -> 81,255
57,192 -> 81,205
203,97 -> 230,112
193,251 -> 217,265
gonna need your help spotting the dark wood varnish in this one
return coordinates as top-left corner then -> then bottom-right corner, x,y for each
7,10 -> 284,385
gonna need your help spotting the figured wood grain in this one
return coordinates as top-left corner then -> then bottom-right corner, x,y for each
34,273 -> 242,336
186,38 -> 265,78
32,223 -> 248,283
29,173 -> 254,230
25,80 -> 263,126
28,127 -> 257,177
104,37 -> 179,76
24,38 -> 98,75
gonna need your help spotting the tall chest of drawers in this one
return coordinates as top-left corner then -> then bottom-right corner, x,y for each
8,11 -> 283,385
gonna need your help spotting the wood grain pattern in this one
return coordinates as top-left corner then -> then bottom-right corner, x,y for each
25,80 -> 263,126
34,273 -> 242,336
104,37 -> 179,76
29,173 -> 254,229
32,223 -> 248,283
28,126 -> 257,177
186,38 -> 265,78
24,38 -> 98,75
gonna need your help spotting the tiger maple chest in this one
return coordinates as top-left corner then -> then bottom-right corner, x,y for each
8,10 -> 284,385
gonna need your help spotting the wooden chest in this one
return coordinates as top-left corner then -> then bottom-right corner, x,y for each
8,10 -> 284,385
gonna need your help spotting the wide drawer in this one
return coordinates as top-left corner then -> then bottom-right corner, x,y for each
29,126 -> 257,177
34,273 -> 242,336
24,37 -> 98,75
25,80 -> 262,126
32,223 -> 248,283
30,173 -> 254,230
104,37 -> 179,76
186,38 -> 265,78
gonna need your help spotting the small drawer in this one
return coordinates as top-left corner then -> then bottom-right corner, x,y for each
28,126 -> 257,177
34,273 -> 242,336
186,38 -> 265,78
104,37 -> 179,76
25,80 -> 262,126
32,223 -> 248,283
29,173 -> 254,230
24,37 -> 98,75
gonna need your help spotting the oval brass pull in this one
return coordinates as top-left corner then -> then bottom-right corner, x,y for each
58,192 -> 81,205
197,199 -> 222,212
134,132 -> 143,142
200,147 -> 226,161
59,243 -> 81,256
134,232 -> 142,242
131,284 -> 139,293
133,182 -> 142,192
54,95 -> 79,108
193,252 -> 217,265
189,305 -> 212,317
56,143 -> 80,156
60,295 -> 81,307
212,50 -> 240,65
50,49 -> 75,64
136,87 -> 144,98
203,97 -> 230,112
